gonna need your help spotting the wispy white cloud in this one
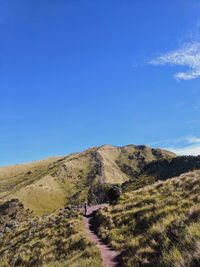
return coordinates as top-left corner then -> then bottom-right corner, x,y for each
184,136 -> 200,144
149,42 -> 200,80
151,135 -> 200,156
168,144 -> 200,156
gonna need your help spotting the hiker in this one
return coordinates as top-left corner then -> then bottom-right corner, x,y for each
84,201 -> 88,216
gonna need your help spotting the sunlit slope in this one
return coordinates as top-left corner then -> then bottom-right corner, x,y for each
0,152 -> 96,215
0,206 -> 102,267
0,145 -> 175,215
96,170 -> 200,267
0,157 -> 61,197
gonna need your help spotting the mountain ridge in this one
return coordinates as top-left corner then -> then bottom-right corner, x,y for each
0,144 -> 175,215
1,144 -> 200,267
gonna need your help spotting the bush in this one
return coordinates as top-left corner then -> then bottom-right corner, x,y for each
106,184 -> 122,204
88,183 -> 122,204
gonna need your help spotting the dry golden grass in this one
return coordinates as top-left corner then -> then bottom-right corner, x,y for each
96,170 -> 200,267
0,145 -> 175,215
0,207 -> 102,267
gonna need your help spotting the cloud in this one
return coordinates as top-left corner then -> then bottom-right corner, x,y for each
167,135 -> 200,156
184,136 -> 200,144
151,135 -> 200,156
149,42 -> 200,80
169,144 -> 200,156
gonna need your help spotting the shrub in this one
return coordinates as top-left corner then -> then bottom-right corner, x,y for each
187,206 -> 200,222
106,184 -> 122,204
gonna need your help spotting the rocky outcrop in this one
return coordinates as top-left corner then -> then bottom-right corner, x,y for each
0,199 -> 32,235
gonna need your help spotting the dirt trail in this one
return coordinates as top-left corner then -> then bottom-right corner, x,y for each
83,204 -> 119,267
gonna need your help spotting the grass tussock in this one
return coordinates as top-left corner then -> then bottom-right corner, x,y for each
96,170 -> 200,267
0,207 -> 102,267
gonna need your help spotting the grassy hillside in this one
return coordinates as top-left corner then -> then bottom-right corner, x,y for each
2,145 -> 200,267
0,205 -> 102,267
0,157 -> 60,198
115,145 -> 174,178
0,145 -> 175,215
0,199 -> 32,231
96,170 -> 200,266
123,155 -> 200,192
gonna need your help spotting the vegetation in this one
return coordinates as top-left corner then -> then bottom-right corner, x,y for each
0,199 -> 32,232
1,145 -> 200,267
123,155 -> 200,192
0,206 -> 102,267
0,145 -> 174,215
88,183 -> 122,204
96,170 -> 200,266
106,184 -> 122,204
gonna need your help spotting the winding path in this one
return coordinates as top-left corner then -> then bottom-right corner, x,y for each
83,204 -> 119,267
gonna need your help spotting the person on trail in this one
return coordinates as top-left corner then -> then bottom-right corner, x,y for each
84,201 -> 88,216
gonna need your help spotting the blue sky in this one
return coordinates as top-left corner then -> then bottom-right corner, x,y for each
1,0 -> 200,165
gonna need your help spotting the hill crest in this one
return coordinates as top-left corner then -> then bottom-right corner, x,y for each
0,144 -> 175,215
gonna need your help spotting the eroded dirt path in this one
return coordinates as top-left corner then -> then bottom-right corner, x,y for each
83,204 -> 119,267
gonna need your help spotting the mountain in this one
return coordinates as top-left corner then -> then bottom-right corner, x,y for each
0,145 -> 175,215
1,144 -> 200,267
